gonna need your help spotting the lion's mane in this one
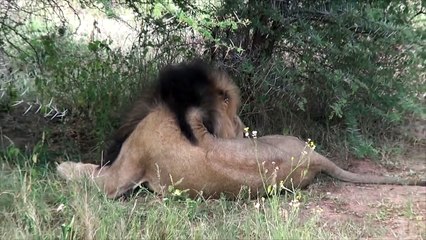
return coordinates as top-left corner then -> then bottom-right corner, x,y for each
103,61 -> 243,166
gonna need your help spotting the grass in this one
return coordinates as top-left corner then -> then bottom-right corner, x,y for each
0,145 -> 365,240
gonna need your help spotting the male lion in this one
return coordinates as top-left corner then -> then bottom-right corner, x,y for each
58,103 -> 425,199
58,66 -> 425,199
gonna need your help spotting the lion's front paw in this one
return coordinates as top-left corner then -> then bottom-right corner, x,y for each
57,162 -> 98,180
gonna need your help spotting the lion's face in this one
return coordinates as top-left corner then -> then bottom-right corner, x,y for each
218,103 -> 245,139
213,73 -> 245,138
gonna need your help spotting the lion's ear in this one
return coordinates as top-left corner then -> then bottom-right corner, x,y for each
187,108 -> 205,125
233,116 -> 246,138
186,108 -> 211,139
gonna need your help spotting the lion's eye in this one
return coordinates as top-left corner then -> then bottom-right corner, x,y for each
224,97 -> 229,104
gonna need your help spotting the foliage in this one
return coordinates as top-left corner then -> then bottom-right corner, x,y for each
205,0 -> 425,157
0,0 -> 424,158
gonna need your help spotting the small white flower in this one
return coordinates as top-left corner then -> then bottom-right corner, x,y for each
251,131 -> 258,138
56,203 -> 65,212
289,199 -> 300,208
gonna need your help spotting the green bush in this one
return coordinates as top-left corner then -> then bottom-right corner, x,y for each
207,1 -> 425,157
5,29 -> 156,143
2,0 -> 424,158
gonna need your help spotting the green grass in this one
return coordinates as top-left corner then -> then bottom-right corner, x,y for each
0,147 -> 364,240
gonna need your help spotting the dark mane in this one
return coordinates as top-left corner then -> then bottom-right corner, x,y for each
103,60 -> 219,166
157,61 -> 217,143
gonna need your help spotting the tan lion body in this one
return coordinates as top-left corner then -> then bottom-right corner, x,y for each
57,66 -> 424,199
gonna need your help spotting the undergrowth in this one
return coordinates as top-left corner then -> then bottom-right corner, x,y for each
1,0 -> 424,159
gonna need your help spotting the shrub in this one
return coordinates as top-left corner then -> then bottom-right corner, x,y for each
1,0 -> 424,158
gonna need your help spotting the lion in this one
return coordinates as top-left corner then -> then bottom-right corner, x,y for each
57,102 -> 425,199
57,68 -> 425,200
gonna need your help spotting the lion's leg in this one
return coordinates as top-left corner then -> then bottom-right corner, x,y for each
86,135 -> 149,198
57,155 -> 145,198
58,161 -> 145,199
57,162 -> 100,180
94,160 -> 145,198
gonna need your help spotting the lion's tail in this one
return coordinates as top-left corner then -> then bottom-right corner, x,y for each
319,156 -> 426,186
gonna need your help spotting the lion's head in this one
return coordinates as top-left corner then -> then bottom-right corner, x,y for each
103,61 -> 244,166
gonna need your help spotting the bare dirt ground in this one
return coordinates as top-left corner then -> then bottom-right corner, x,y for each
0,104 -> 50,152
305,149 -> 426,240
0,104 -> 99,161
1,106 -> 425,239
